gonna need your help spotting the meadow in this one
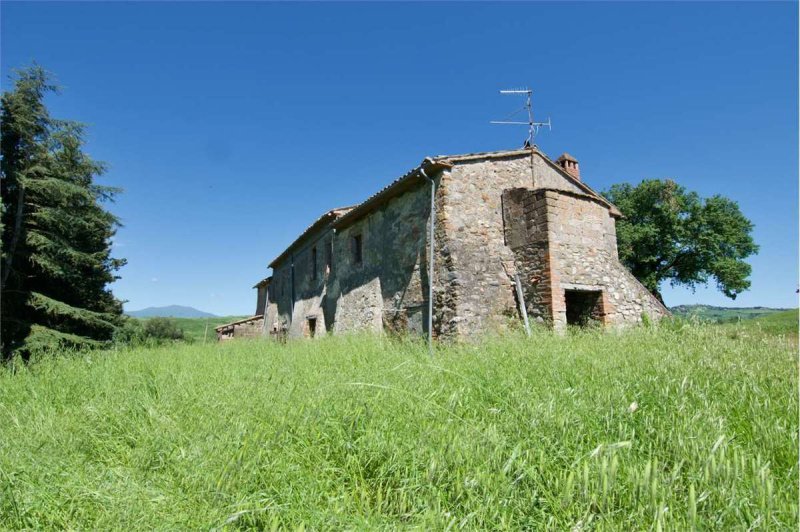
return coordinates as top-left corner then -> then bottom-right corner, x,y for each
670,305 -> 794,323
1,315 -> 797,529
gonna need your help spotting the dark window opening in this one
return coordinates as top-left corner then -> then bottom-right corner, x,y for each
565,289 -> 604,327
311,246 -> 317,280
307,317 -> 317,338
326,241 -> 333,273
352,234 -> 363,264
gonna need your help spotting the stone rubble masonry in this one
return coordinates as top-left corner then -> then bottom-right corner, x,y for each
260,149 -> 668,342
500,187 -> 668,330
265,177 -> 441,339
216,315 -> 265,341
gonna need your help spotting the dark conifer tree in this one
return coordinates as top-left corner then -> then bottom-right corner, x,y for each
1,66 -> 125,358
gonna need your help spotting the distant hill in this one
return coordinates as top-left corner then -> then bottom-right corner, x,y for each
127,305 -> 217,318
670,304 -> 794,322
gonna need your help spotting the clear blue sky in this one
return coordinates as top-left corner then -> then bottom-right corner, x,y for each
2,2 -> 797,315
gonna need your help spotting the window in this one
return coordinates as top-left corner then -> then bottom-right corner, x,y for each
307,317 -> 317,338
352,234 -> 363,264
312,246 -> 317,280
326,241 -> 333,273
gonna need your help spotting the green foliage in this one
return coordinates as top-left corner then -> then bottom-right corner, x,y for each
1,65 -> 124,358
0,325 -> 796,529
113,317 -> 188,346
142,317 -> 185,342
603,179 -> 758,302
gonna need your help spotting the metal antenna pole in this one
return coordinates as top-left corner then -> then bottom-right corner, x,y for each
491,88 -> 551,148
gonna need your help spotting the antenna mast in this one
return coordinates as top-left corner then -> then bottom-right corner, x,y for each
491,88 -> 551,148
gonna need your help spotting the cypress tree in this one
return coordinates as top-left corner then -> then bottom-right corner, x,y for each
1,66 -> 125,358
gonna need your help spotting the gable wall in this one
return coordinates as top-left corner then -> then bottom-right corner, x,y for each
542,191 -> 668,327
438,153 -> 585,336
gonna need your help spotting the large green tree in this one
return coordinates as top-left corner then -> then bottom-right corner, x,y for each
1,66 -> 125,358
603,179 -> 758,303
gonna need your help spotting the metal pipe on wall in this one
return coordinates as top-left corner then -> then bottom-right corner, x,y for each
420,164 -> 435,357
290,252 -> 295,319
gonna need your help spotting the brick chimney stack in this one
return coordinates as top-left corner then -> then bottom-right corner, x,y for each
556,153 -> 580,181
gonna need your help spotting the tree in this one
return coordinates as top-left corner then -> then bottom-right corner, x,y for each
603,179 -> 758,303
1,66 -> 125,358
113,317 -> 186,346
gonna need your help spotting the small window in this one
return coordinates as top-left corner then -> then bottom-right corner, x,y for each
352,234 -> 363,264
307,317 -> 317,338
312,246 -> 317,280
326,241 -> 333,273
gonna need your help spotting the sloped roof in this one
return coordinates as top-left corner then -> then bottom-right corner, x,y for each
268,206 -> 354,268
332,157 -> 453,229
431,148 -> 620,216
252,276 -> 271,289
267,148 -> 622,269
215,314 -> 263,332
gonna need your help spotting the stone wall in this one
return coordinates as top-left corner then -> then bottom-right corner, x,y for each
542,190 -> 669,328
255,285 -> 267,316
264,175 -> 446,339
329,177 -> 445,336
438,152 -> 585,336
216,315 -> 265,341
263,228 -> 337,339
501,188 -> 555,324
504,188 -> 668,329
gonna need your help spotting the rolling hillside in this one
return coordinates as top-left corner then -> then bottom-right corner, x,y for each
670,304 -> 795,322
126,305 -> 217,319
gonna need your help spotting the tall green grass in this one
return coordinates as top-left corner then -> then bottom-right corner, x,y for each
1,322 -> 797,529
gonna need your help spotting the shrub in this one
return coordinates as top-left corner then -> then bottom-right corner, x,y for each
143,317 -> 185,341
113,317 -> 186,346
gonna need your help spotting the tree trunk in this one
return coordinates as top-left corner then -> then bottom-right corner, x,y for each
653,289 -> 665,306
2,183 -> 24,290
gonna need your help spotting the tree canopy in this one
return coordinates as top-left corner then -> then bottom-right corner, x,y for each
603,179 -> 758,303
1,66 -> 125,358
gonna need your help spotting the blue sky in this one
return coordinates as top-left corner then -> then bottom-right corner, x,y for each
2,2 -> 797,315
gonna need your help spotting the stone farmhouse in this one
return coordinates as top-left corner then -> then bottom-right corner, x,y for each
216,148 -> 668,341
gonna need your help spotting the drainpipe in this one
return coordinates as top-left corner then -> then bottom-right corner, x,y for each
420,163 -> 435,357
290,252 -> 295,320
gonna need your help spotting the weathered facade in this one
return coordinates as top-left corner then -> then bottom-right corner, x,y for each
215,277 -> 270,340
251,148 -> 667,340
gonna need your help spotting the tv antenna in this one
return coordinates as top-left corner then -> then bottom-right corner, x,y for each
490,89 -> 551,148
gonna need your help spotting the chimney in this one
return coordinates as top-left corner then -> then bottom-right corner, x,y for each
556,153 -> 580,181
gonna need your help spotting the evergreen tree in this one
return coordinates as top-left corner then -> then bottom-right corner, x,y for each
1,66 -> 125,358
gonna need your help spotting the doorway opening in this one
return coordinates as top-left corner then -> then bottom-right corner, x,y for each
306,317 -> 317,338
564,289 -> 605,327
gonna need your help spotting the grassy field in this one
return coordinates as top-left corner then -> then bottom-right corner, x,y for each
670,304 -> 794,323
1,317 -> 797,529
735,309 -> 799,337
